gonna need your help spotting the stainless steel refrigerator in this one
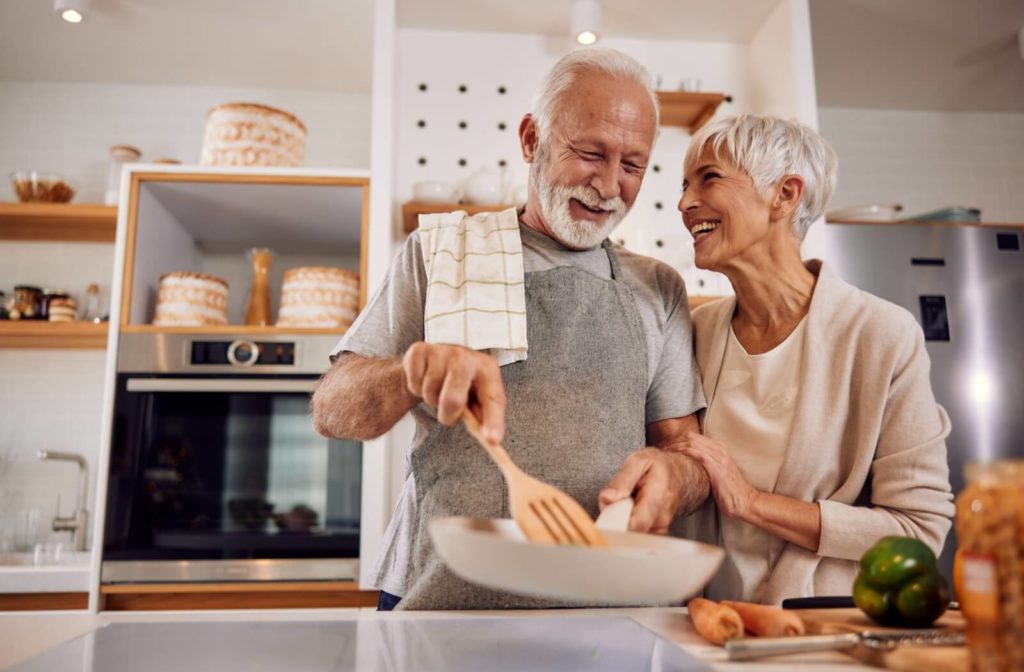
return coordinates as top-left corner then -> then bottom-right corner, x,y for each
824,221 -> 1024,581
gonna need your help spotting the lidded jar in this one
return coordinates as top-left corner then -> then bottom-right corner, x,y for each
105,145 -> 141,206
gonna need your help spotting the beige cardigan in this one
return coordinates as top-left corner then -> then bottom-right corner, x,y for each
684,260 -> 955,604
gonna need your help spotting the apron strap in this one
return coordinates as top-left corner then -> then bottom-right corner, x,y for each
602,239 -> 623,280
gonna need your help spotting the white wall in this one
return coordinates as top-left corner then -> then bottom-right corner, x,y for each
819,107 -> 1024,223
0,81 -> 372,555
0,81 -> 372,203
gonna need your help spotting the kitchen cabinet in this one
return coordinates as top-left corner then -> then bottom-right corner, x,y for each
115,167 -> 371,332
99,582 -> 377,611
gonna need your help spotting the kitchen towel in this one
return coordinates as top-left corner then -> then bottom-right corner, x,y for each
418,207 -> 527,365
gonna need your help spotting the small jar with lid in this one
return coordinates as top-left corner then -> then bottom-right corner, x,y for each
955,460 -> 1024,671
105,145 -> 142,205
12,285 -> 42,320
40,290 -> 70,321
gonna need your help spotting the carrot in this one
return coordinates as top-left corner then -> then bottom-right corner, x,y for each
687,597 -> 745,645
721,600 -> 806,637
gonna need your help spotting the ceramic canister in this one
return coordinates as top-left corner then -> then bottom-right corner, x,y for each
153,272 -> 229,326
277,267 -> 359,328
200,102 -> 307,167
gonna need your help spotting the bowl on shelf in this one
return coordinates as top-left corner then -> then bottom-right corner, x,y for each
10,171 -> 76,203
412,181 -> 460,204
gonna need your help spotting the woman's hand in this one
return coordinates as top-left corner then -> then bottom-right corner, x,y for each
679,432 -> 760,521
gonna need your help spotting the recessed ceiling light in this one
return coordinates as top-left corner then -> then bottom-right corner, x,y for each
54,0 -> 90,24
571,0 -> 601,45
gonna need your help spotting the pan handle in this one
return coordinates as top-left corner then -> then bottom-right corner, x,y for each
725,633 -> 861,660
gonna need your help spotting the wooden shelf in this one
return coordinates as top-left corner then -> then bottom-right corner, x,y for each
402,201 -> 515,233
0,202 -> 117,242
656,91 -> 728,132
0,321 -> 108,349
120,324 -> 349,336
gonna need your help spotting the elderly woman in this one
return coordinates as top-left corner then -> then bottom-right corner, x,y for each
675,114 -> 955,604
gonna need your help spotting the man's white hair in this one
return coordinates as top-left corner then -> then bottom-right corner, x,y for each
684,114 -> 839,240
531,48 -> 659,142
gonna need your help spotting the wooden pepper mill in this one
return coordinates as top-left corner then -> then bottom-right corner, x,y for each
244,247 -> 273,326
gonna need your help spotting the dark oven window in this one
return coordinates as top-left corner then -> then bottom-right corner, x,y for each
105,375 -> 361,560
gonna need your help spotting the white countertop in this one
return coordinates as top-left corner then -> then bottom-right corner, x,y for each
0,607 -> 869,671
0,554 -> 91,593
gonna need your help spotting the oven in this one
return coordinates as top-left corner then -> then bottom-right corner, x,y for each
102,332 -> 360,583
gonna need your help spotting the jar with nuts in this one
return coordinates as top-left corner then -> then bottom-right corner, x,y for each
955,460 -> 1024,672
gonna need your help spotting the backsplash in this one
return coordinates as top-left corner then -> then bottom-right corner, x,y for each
819,107 -> 1024,222
0,80 -> 372,202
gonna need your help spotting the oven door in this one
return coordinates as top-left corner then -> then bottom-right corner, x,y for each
103,374 -> 361,583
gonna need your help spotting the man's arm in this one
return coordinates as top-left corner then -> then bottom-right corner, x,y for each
598,414 -> 710,534
312,354 -> 417,441
312,343 -> 508,442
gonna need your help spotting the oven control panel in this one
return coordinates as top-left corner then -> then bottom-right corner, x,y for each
191,340 -> 296,367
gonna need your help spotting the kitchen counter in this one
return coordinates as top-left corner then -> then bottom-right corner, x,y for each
0,607 -> 874,671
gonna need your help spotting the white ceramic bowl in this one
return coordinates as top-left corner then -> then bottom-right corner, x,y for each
429,517 -> 724,605
413,181 -> 459,203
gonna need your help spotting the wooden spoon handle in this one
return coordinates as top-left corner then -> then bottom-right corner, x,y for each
462,411 -> 516,472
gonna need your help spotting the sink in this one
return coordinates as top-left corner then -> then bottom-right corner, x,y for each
0,552 -> 91,593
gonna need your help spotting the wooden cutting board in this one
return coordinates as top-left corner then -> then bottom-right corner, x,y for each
794,608 -> 968,672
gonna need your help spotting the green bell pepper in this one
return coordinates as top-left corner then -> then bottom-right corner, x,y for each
852,536 -> 950,627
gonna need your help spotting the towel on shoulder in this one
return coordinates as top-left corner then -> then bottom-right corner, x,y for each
418,207 -> 528,366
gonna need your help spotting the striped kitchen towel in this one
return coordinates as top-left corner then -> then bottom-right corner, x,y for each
419,207 -> 527,366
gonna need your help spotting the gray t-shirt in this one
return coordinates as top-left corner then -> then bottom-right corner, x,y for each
333,223 -> 705,596
334,223 -> 705,425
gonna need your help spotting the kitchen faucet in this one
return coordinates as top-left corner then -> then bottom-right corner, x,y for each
37,450 -> 89,552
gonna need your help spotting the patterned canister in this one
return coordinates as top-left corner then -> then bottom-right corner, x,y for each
277,267 -> 359,328
153,272 -> 229,326
200,102 -> 306,167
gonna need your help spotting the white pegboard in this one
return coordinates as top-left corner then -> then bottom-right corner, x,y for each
394,29 -> 753,295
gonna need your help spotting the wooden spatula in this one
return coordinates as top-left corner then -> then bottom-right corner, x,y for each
462,412 -> 609,548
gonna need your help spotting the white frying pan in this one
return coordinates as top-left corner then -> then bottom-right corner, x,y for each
429,499 -> 724,605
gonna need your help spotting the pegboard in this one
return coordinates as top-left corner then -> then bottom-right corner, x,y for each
395,29 -> 753,296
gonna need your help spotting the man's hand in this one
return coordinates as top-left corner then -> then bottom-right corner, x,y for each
598,448 -> 703,534
402,342 -> 507,443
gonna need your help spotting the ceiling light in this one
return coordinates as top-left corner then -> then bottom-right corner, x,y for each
571,0 -> 601,46
54,0 -> 90,23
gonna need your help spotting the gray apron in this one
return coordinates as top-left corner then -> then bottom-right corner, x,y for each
399,240 -> 649,610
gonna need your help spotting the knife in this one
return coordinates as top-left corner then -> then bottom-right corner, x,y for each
725,629 -> 966,660
782,596 -> 960,611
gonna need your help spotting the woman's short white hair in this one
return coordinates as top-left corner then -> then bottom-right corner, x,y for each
684,114 -> 838,240
531,48 -> 659,143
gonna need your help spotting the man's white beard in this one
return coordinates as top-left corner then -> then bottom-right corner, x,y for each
530,150 -> 629,250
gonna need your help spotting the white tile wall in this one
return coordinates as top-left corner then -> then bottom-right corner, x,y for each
0,80 -> 372,203
819,107 -> 1024,223
0,81 -> 371,552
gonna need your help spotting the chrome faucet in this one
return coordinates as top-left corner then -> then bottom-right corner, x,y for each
37,450 -> 89,552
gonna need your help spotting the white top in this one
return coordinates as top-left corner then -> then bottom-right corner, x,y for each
704,317 -> 807,602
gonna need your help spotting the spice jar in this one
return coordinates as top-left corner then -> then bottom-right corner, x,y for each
12,285 -> 42,320
955,460 -> 1024,671
105,144 -> 141,205
39,290 -> 69,321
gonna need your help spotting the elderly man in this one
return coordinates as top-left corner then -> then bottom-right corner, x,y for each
312,48 -> 707,611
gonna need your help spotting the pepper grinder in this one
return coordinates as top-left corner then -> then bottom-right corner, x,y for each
244,248 -> 273,326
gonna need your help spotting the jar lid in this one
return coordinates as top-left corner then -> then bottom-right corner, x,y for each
110,144 -> 142,157
14,285 -> 42,292
44,290 -> 70,298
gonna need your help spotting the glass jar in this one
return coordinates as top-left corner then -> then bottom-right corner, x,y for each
39,290 -> 69,321
13,285 -> 42,320
105,144 -> 141,206
955,460 -> 1024,671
